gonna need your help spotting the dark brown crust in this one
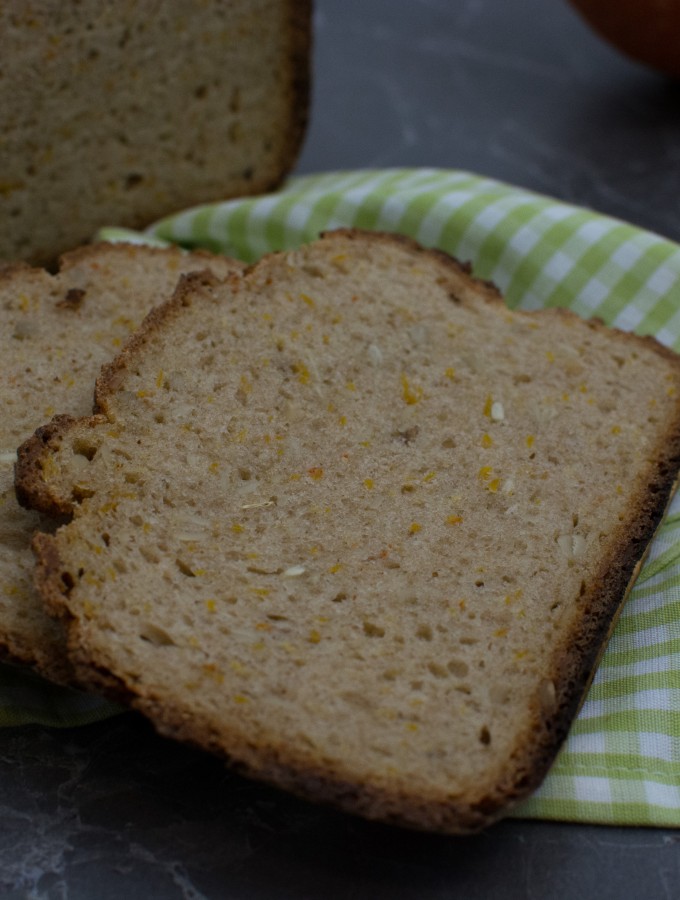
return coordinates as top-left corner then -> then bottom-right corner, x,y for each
319,227 -> 506,308
55,240 -> 244,274
93,269 -> 237,414
20,228 -> 680,833
15,415 -> 82,517
0,621 -> 74,686
0,239 -> 242,288
0,259 -> 35,285
497,444 -> 680,822
281,0 -> 313,179
32,532 -> 73,620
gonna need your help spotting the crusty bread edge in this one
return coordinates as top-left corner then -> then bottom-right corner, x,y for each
281,0 -> 313,184
0,615 -> 74,686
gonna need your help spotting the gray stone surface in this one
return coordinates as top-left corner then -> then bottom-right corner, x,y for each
2,716 -> 680,899
3,0 -> 680,896
298,0 -> 680,242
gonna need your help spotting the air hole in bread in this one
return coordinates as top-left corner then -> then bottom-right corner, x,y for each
416,624 -> 433,641
392,426 -> 420,445
247,565 -> 280,575
72,439 -> 97,461
428,662 -> 448,679
479,726 -> 491,746
71,484 -> 95,502
175,558 -> 196,577
60,570 -> 75,595
139,546 -> 160,565
56,288 -> 86,311
139,624 -> 176,647
301,264 -> 325,278
363,621 -> 385,638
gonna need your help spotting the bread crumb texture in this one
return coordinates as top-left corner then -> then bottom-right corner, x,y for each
0,0 -> 310,264
21,230 -> 680,832
0,243 -> 237,679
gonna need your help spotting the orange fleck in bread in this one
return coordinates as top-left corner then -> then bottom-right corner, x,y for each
16,229 -> 680,831
1,242 -> 239,681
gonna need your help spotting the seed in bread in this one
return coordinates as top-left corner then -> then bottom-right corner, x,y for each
0,242 -> 238,681
16,229 -> 680,832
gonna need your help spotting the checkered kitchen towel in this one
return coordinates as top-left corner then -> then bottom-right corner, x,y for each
5,169 -> 680,827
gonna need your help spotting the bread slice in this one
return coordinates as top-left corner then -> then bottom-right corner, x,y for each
0,0 -> 310,265
1,242 -> 238,682
16,229 -> 680,832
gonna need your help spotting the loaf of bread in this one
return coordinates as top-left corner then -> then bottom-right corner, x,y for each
1,242 -> 238,681
16,229 -> 680,832
0,0 -> 311,265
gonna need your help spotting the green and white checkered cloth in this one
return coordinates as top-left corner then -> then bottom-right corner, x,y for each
5,168 -> 680,828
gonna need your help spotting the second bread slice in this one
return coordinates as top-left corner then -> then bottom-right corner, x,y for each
1,242 -> 238,681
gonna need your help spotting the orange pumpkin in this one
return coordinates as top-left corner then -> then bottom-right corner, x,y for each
568,0 -> 680,77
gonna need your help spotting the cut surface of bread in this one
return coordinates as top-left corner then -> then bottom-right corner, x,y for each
16,229 -> 680,832
0,0 -> 311,265
1,242 -> 238,681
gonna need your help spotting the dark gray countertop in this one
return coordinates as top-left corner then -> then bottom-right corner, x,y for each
4,1 -> 680,897
298,0 -> 680,243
